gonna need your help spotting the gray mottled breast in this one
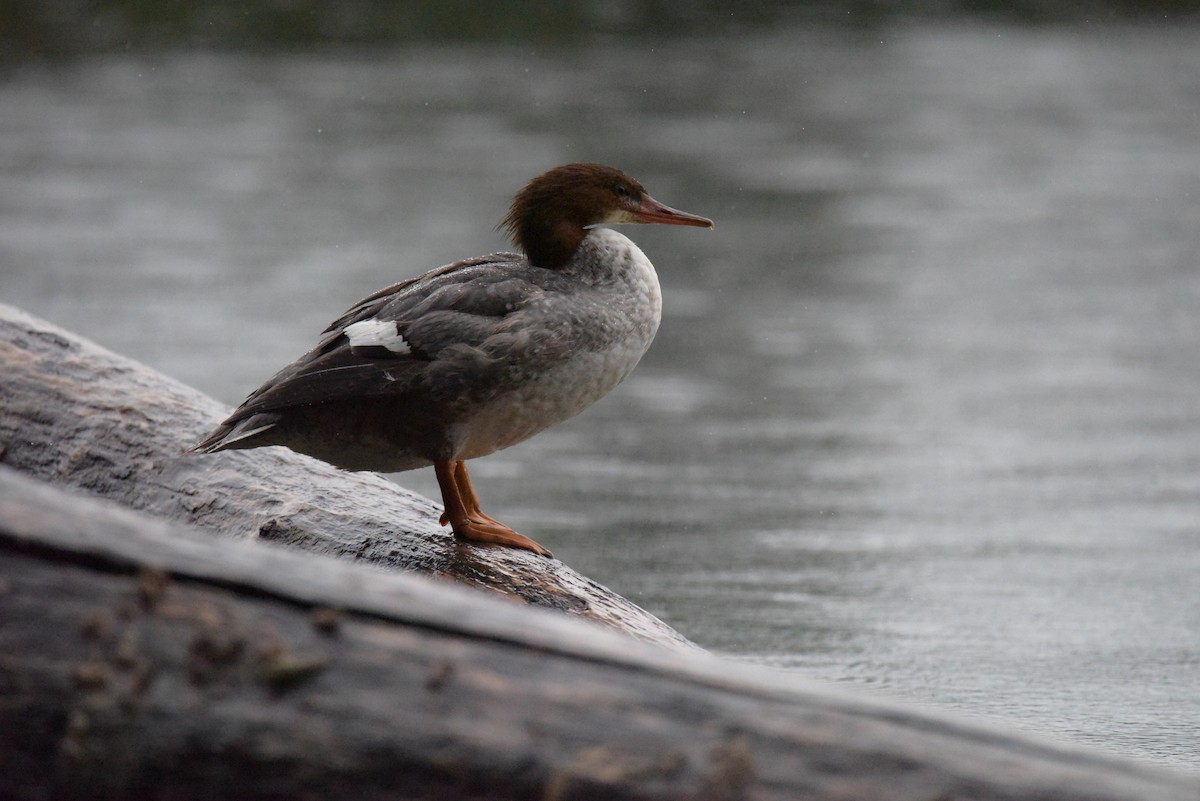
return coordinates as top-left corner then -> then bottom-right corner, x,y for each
450,228 -> 662,460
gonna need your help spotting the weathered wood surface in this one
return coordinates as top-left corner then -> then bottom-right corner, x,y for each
2,467 -> 1196,801
0,302 -> 690,646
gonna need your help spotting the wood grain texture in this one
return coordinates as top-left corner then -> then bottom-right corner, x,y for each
2,467 -> 1196,801
0,302 -> 689,646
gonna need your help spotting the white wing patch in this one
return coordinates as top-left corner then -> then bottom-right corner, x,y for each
344,319 -> 412,355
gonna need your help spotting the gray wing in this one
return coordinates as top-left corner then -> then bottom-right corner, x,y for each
197,252 -> 574,447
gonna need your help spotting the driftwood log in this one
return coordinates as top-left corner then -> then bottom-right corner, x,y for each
3,466 -> 1197,801
3,301 -> 1198,799
0,302 -> 689,646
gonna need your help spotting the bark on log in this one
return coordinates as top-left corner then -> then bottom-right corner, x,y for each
0,302 -> 689,646
2,466 -> 1196,801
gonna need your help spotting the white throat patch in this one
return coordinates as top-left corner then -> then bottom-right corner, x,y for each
587,208 -> 640,227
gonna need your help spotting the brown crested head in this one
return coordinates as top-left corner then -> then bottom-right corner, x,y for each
499,163 -> 713,270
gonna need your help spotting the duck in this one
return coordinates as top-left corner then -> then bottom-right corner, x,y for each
190,163 -> 714,558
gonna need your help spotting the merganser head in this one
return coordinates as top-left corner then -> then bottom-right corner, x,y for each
500,163 -> 714,270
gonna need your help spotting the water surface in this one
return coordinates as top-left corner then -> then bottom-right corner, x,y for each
3,23 -> 1199,771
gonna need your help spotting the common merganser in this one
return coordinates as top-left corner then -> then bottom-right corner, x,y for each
190,163 -> 713,558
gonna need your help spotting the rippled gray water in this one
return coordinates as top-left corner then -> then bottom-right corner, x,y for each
3,23 -> 1199,772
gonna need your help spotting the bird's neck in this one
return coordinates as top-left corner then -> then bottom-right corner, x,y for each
516,216 -> 587,271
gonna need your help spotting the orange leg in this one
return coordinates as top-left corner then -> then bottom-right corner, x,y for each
434,460 -> 553,558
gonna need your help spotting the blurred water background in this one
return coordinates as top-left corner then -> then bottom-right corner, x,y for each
3,1 -> 1199,773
